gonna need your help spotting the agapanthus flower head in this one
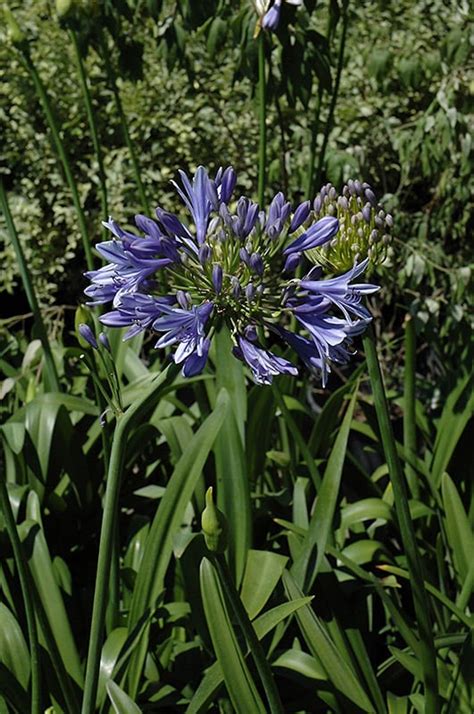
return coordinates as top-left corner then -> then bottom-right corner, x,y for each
85,166 -> 380,385
307,181 -> 393,272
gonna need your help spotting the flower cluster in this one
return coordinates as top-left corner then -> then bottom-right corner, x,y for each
84,166 -> 379,385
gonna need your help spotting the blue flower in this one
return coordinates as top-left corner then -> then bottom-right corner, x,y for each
85,166 -> 380,384
234,336 -> 297,385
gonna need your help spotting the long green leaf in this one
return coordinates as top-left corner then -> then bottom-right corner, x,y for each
292,387 -> 358,589
199,558 -> 266,714
126,389 -> 230,696
19,492 -> 83,687
283,571 -> 374,712
240,550 -> 288,620
0,604 -> 30,690
441,473 -> 474,586
431,373 -> 473,488
106,680 -> 141,714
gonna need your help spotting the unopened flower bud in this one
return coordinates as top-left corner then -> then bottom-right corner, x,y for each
313,195 -> 322,214
201,487 -> 228,553
78,323 -> 98,350
289,201 -> 310,233
212,264 -> 223,294
250,252 -> 264,276
199,243 -> 211,265
99,332 -> 111,352
365,188 -> 377,206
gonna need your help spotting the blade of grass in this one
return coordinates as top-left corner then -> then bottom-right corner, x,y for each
257,32 -> 267,207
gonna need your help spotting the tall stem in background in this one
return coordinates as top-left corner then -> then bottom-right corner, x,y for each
305,85 -> 323,199
18,49 -> 94,271
403,315 -> 419,498
81,366 -> 175,714
363,325 -> 440,713
99,30 -> 150,216
314,6 -> 349,189
0,180 -> 61,392
257,32 -> 267,207
0,448 -> 41,714
70,30 -> 109,233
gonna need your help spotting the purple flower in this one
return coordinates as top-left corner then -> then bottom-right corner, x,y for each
234,336 -> 297,385
262,0 -> 282,31
284,215 -> 339,255
153,302 -> 214,376
299,259 -> 379,321
172,166 -> 213,245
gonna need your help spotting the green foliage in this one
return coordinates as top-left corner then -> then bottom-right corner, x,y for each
0,1 -> 472,712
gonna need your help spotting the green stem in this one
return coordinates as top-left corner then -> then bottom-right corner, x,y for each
0,180 -> 61,392
363,325 -> 440,713
19,48 -> 94,271
257,32 -> 267,207
99,31 -> 150,215
314,6 -> 348,189
305,86 -> 324,199
70,29 -> 109,232
214,555 -> 284,714
403,316 -> 420,498
81,366 -> 176,714
0,448 -> 41,714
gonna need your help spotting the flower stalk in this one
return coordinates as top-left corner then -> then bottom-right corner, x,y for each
98,30 -> 150,216
363,325 -> 440,713
17,47 -> 94,271
81,365 -> 177,714
69,29 -> 109,234
315,4 -> 349,189
0,179 -> 61,392
403,315 -> 420,498
257,32 -> 267,207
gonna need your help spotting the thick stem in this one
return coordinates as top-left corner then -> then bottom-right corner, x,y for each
363,326 -> 440,713
0,448 -> 41,714
305,86 -> 324,199
315,7 -> 348,189
19,48 -> 94,271
215,555 -> 284,714
81,366 -> 176,714
0,179 -> 61,392
70,30 -> 109,233
257,33 -> 267,207
99,31 -> 150,215
403,315 -> 419,498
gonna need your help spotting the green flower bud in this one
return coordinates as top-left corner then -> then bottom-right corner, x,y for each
307,181 -> 393,273
201,487 -> 228,553
4,6 -> 26,46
